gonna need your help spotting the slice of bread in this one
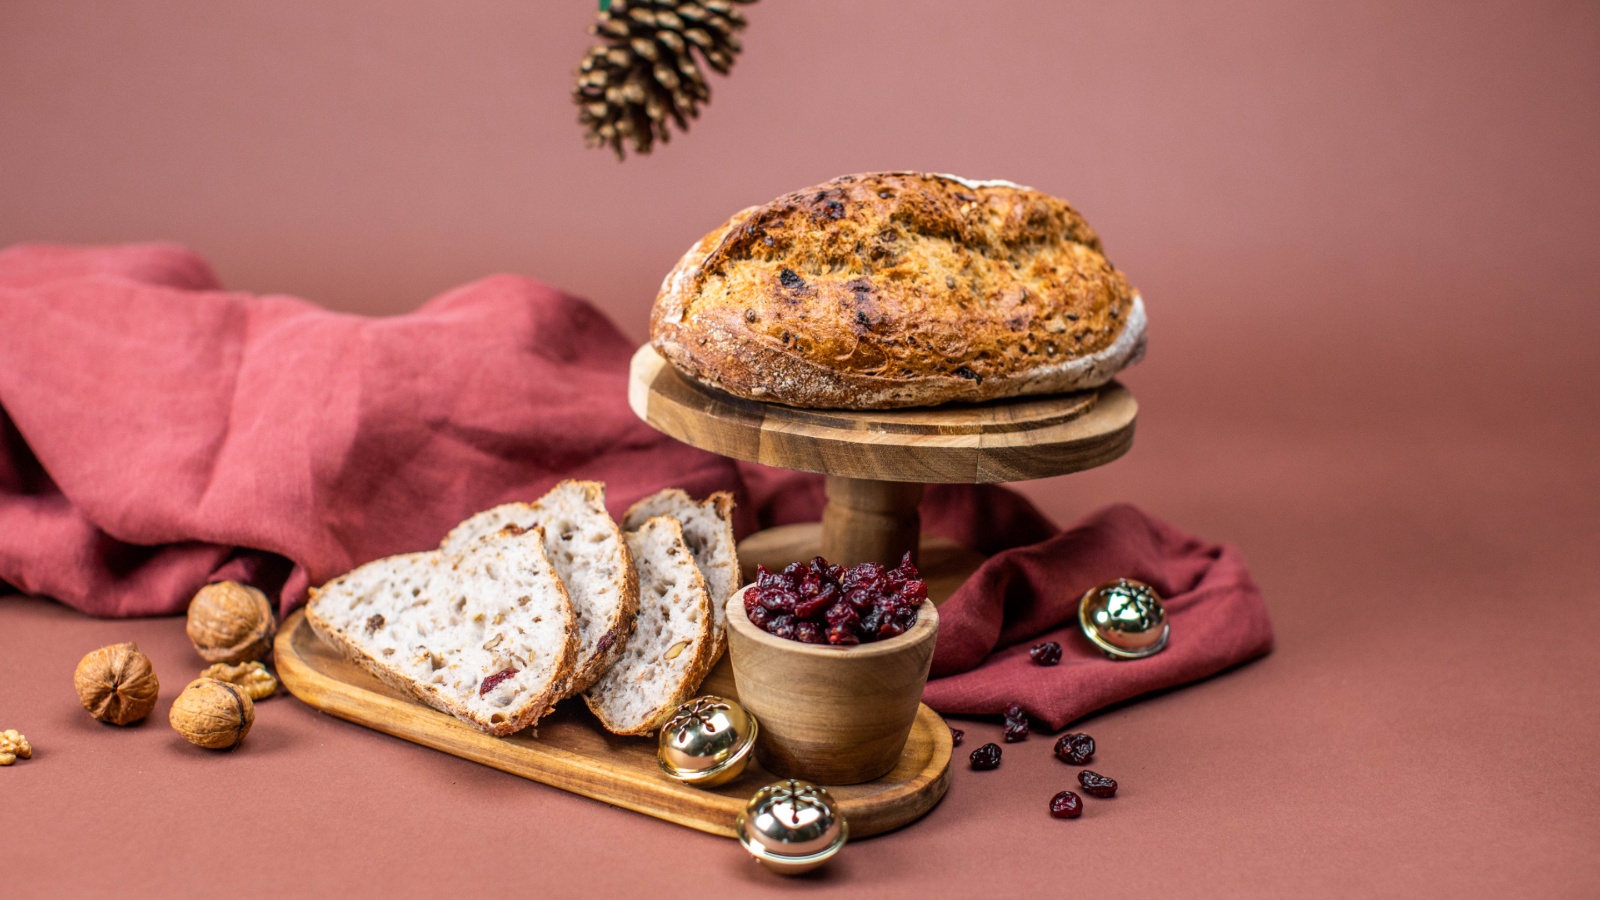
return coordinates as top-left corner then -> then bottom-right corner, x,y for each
623,489 -> 738,656
441,480 -> 639,697
307,526 -> 578,736
583,517 -> 716,735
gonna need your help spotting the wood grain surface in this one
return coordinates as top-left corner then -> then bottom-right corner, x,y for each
725,588 -> 939,785
628,344 -> 1138,484
275,609 -> 952,839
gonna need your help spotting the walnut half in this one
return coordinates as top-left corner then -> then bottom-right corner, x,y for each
198,661 -> 278,701
0,729 -> 31,766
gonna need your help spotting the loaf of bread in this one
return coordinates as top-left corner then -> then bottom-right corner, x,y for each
441,481 -> 638,698
622,488 -> 738,658
306,527 -> 578,736
651,171 -> 1146,409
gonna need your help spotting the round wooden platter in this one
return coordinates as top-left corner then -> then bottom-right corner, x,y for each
275,609 -> 953,840
629,344 -> 1137,485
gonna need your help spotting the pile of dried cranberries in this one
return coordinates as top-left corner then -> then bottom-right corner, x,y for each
744,553 -> 927,645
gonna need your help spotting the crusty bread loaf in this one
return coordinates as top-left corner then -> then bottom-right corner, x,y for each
651,171 -> 1146,409
440,481 -> 638,697
306,527 -> 578,736
583,517 -> 716,735
623,488 -> 738,657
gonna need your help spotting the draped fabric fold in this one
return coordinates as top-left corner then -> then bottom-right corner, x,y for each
0,243 -> 1270,726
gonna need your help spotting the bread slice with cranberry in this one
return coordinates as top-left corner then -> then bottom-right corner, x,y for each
623,488 -> 738,657
583,517 -> 716,735
307,526 -> 578,736
441,480 -> 638,697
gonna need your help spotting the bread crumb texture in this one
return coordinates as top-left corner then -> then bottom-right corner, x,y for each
652,171 -> 1145,409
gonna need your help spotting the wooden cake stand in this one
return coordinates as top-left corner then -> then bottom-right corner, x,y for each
628,345 -> 1138,601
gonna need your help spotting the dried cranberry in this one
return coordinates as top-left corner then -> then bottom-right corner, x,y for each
757,586 -> 797,612
769,613 -> 797,641
969,742 -> 1002,770
1030,641 -> 1063,666
793,621 -> 825,644
949,726 -> 964,746
781,561 -> 806,582
877,616 -> 909,639
755,564 -> 788,589
747,603 -> 774,629
842,562 -> 886,592
1049,790 -> 1083,819
900,579 -> 928,604
825,624 -> 860,645
478,668 -> 518,695
797,571 -> 823,598
843,586 -> 876,612
794,583 -> 836,619
1078,770 -> 1117,798
824,601 -> 859,630
849,605 -> 875,634
1002,703 -> 1029,742
1054,732 -> 1095,765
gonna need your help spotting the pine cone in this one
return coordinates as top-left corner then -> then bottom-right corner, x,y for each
574,0 -> 757,159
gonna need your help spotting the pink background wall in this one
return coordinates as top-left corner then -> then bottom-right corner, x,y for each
2,0 -> 1595,330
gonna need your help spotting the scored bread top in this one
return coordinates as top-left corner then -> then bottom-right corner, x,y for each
622,488 -> 738,657
651,171 -> 1146,409
584,517 -> 716,736
440,481 -> 639,698
306,527 -> 578,736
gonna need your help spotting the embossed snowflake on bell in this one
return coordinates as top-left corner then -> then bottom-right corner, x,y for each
657,695 -> 758,787
1078,578 -> 1169,659
736,779 -> 847,875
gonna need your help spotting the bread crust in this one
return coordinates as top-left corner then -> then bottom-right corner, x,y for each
651,172 -> 1146,409
440,481 -> 640,699
307,532 -> 579,737
583,517 -> 717,736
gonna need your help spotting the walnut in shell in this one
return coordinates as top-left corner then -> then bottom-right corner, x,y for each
169,677 -> 255,750
74,642 -> 161,725
186,581 -> 276,664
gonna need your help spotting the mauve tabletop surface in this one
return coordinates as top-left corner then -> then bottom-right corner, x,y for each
3,0 -> 1597,896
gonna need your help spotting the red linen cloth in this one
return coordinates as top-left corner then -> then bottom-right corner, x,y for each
0,243 -> 1272,727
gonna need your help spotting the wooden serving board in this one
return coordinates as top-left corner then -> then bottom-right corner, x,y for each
275,609 -> 952,838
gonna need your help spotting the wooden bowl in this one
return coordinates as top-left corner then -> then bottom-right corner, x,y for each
725,586 -> 939,785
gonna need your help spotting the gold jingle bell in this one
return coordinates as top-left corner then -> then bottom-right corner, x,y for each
737,779 -> 848,875
657,695 -> 759,787
1079,578 -> 1169,659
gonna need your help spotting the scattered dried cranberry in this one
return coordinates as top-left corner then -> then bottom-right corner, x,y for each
969,742 -> 1002,770
1054,732 -> 1095,765
1078,770 -> 1118,798
478,668 -> 518,696
1002,703 -> 1029,742
1049,790 -> 1083,819
949,726 -> 964,747
1030,641 -> 1063,666
748,554 -> 926,645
